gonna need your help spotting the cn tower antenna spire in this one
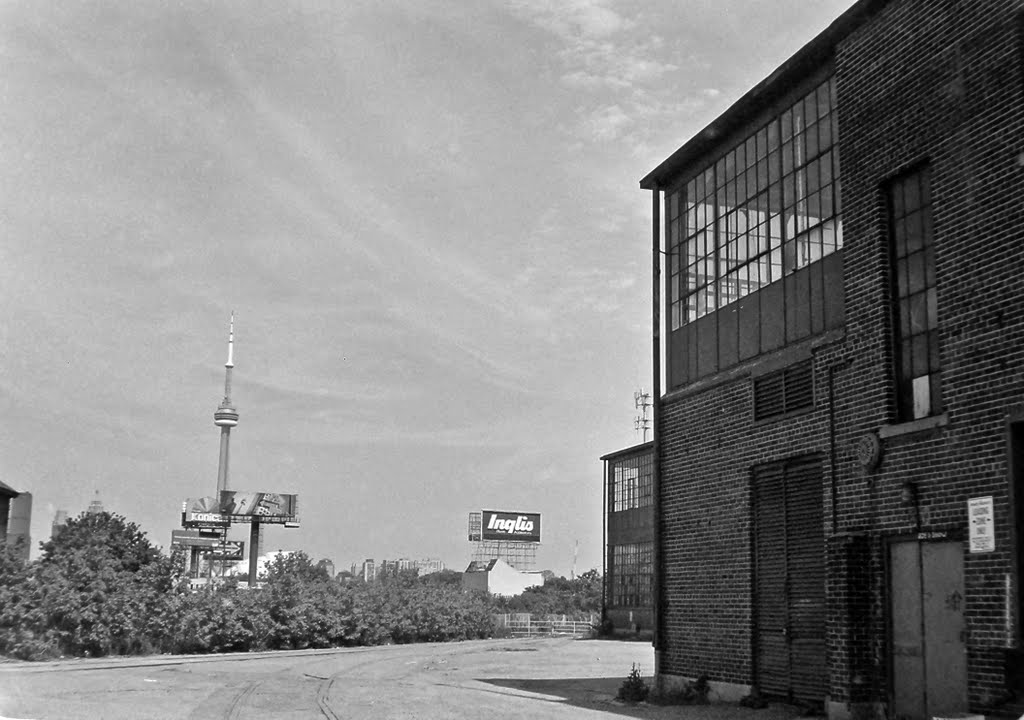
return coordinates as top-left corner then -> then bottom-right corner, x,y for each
223,311 -> 235,403
214,313 -> 240,496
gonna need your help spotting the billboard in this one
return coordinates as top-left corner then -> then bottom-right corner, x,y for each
210,540 -> 245,561
181,497 -> 230,528
170,531 -> 244,560
481,510 -> 541,543
219,491 -> 298,524
171,529 -> 222,549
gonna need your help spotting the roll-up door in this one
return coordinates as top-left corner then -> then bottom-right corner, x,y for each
753,456 -> 826,702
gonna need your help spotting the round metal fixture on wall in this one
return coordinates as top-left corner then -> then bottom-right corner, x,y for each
854,432 -> 882,472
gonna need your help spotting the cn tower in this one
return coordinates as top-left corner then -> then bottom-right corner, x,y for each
213,313 -> 239,496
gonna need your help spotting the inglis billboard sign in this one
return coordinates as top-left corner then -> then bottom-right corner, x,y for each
481,510 -> 541,543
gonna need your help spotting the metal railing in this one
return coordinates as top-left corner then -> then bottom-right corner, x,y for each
493,613 -> 598,637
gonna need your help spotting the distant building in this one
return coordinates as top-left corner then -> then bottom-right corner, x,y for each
1,481 -> 31,560
7,492 -> 32,561
316,558 -> 335,578
415,558 -> 445,576
353,557 -> 446,581
601,442 -> 653,636
0,480 -> 18,541
462,558 -> 544,597
51,509 -> 68,539
86,491 -> 104,515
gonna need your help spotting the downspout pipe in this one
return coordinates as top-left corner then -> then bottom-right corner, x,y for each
602,458 -> 608,626
650,186 -> 663,665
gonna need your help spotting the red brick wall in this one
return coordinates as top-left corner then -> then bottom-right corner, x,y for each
656,0 -> 1024,709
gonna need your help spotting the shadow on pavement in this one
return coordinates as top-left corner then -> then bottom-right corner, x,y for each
477,678 -> 811,720
475,677 -> 661,718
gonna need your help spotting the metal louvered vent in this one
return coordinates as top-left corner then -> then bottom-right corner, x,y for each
753,360 -> 814,420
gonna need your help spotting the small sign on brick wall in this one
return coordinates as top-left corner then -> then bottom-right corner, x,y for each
968,496 -> 995,553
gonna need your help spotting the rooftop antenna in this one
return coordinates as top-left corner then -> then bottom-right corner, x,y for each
634,389 -> 651,442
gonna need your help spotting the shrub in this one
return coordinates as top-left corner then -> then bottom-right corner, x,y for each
617,663 -> 649,703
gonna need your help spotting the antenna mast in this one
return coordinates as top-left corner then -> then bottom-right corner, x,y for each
634,389 -> 651,442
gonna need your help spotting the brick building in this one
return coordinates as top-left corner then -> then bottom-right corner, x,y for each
601,442 -> 654,636
639,1 -> 1024,718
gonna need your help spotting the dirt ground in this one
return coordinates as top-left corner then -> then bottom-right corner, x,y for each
0,637 -> 808,720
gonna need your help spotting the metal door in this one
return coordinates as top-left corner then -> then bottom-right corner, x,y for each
889,540 -> 967,720
753,457 -> 827,701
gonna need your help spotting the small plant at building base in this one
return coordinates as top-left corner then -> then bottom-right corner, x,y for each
616,663 -> 649,703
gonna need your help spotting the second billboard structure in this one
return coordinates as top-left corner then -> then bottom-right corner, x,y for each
220,491 -> 298,523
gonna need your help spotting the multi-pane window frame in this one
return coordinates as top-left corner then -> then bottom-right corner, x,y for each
612,453 -> 653,512
666,77 -> 843,331
611,542 -> 653,608
887,165 -> 942,421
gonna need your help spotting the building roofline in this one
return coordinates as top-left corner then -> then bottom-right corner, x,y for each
600,440 -> 654,462
0,479 -> 19,498
639,0 -> 886,190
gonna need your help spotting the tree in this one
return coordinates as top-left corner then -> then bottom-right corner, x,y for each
418,569 -> 463,588
40,511 -> 161,573
31,511 -> 181,656
262,551 -> 331,585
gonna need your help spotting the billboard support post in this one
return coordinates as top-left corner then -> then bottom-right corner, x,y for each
248,519 -> 260,588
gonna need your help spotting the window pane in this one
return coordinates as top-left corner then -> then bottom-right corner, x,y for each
821,184 -> 834,219
912,374 -> 931,419
900,298 -> 912,337
929,333 -> 942,373
926,287 -> 938,329
912,334 -> 929,377
807,157 -> 821,195
900,339 -> 914,382
806,122 -> 820,159
907,251 -> 926,295
908,292 -> 927,334
893,217 -> 907,257
821,219 -> 836,253
905,174 -> 921,211
817,82 -> 831,119
892,180 -> 905,217
783,240 -> 797,274
804,93 -> 818,128
897,257 -> 908,297
770,248 -> 783,279
905,211 -> 924,254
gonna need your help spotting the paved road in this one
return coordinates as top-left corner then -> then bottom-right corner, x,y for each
0,638 -> 656,719
0,638 -> 807,720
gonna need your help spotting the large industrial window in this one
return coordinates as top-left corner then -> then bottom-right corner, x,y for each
612,453 -> 653,512
888,166 -> 941,420
612,542 -> 653,607
666,77 -> 843,331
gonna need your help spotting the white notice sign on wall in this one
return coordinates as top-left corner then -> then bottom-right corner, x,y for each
968,496 -> 995,553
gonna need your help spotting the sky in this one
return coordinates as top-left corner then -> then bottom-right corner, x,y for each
1,0 -> 855,577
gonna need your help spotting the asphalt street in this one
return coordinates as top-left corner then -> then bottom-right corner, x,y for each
0,637 -> 805,720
